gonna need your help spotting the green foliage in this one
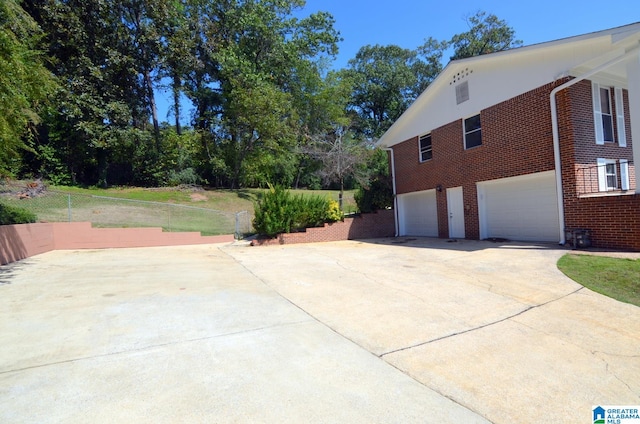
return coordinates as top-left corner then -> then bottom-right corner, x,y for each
344,43 -> 444,138
449,11 -> 522,60
355,174 -> 393,213
253,184 -> 340,237
0,202 -> 37,225
0,0 -> 57,173
253,184 -> 294,237
37,144 -> 72,185
167,168 -> 201,186
558,254 -> 640,307
326,199 -> 343,221
9,2 -> 520,191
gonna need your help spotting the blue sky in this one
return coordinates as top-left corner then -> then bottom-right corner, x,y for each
156,0 -> 639,124
301,0 -> 638,69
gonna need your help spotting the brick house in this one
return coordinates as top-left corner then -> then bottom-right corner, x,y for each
377,23 -> 640,251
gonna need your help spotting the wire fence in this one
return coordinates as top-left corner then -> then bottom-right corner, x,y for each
0,183 -> 253,238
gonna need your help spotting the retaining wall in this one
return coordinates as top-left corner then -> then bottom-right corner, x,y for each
0,222 -> 233,265
251,209 -> 395,246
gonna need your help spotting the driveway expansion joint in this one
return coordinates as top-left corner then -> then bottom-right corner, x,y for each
0,320 -> 310,376
379,286 -> 585,357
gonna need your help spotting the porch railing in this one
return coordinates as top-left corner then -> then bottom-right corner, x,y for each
575,160 -> 635,196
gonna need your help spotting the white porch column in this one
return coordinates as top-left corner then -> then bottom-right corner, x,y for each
627,52 -> 640,193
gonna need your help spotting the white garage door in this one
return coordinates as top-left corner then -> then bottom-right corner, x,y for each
477,171 -> 560,242
398,190 -> 438,237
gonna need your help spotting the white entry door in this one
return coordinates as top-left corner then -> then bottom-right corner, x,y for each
447,186 -> 465,238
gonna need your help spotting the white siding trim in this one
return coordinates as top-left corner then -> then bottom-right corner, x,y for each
593,82 -> 605,145
597,158 -> 607,191
620,159 -> 630,190
615,88 -> 627,147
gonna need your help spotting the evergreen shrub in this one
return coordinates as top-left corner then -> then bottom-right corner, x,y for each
355,175 -> 393,213
253,184 -> 342,237
0,202 -> 37,225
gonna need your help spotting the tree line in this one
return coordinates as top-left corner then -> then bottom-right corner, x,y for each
1,1 -> 520,191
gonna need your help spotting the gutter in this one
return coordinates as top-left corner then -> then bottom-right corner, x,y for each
550,45 -> 639,245
382,147 -> 399,237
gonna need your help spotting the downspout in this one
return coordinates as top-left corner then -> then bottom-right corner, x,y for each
550,45 -> 639,245
382,147 -> 399,237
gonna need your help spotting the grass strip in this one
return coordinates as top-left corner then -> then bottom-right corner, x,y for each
557,254 -> 640,307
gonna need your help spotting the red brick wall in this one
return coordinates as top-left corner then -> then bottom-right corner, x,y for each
250,210 -> 395,246
563,195 -> 640,251
561,80 -> 640,251
566,80 -> 635,194
390,77 -> 640,251
393,81 -> 559,240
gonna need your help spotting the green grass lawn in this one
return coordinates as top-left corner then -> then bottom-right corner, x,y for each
49,185 -> 357,214
1,183 -> 357,236
557,254 -> 640,307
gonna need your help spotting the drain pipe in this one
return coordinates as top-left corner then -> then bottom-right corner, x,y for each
382,147 -> 399,237
550,45 -> 639,245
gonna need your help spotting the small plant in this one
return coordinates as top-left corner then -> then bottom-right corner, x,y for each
326,199 -> 343,222
0,202 -> 37,225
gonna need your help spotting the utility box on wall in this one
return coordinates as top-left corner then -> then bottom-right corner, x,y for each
566,228 -> 592,249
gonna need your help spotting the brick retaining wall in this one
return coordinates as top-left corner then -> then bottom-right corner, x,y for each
250,209 -> 396,246
0,222 -> 234,265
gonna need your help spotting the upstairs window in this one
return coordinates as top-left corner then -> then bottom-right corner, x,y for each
419,134 -> 432,162
599,87 -> 614,142
464,114 -> 482,149
593,83 -> 627,146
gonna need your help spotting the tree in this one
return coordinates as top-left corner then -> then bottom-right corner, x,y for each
307,126 -> 371,209
182,0 -> 340,188
449,11 -> 522,60
23,0 -> 188,186
343,42 -> 445,139
0,0 -> 56,174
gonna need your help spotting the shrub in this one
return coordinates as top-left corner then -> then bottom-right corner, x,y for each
253,184 -> 294,237
326,200 -> 343,222
0,202 -> 37,225
253,185 -> 342,237
355,174 -> 393,213
167,167 -> 201,186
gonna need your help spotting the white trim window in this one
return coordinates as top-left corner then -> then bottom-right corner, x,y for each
419,133 -> 432,162
592,83 -> 627,146
597,158 -> 630,191
464,114 -> 482,149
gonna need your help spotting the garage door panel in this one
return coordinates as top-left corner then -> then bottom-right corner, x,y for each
478,172 -> 559,242
398,190 -> 438,237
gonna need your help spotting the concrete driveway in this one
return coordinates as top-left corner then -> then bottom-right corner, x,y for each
1,238 -> 638,423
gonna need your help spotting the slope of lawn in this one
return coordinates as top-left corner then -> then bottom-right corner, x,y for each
1,183 -> 356,236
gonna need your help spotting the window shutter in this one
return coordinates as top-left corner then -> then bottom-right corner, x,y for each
597,158 -> 607,191
620,159 -> 630,191
592,82 -> 605,145
614,88 -> 627,147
